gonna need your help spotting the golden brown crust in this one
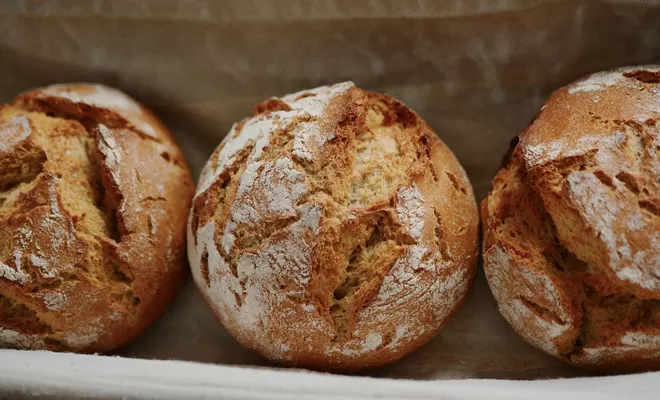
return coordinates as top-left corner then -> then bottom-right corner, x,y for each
188,82 -> 478,370
0,83 -> 194,353
483,66 -> 660,372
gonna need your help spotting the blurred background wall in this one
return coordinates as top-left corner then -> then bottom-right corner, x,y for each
1,0 -> 660,198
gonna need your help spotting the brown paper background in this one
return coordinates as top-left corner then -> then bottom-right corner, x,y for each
1,0 -> 660,380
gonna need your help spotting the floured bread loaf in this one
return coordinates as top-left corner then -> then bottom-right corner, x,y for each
188,82 -> 478,370
482,66 -> 660,371
0,84 -> 193,353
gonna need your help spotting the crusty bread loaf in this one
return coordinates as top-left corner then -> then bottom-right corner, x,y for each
482,66 -> 660,371
0,83 -> 194,353
187,82 -> 479,370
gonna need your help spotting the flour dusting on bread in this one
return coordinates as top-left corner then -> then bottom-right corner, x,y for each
568,71 -> 624,94
222,157 -> 309,254
484,245 -> 570,357
196,83 -> 355,197
0,115 -> 31,153
97,124 -> 123,186
0,262 -> 28,284
36,83 -> 159,139
395,184 -> 425,239
281,81 -> 355,117
38,291 -> 67,311
39,84 -> 140,113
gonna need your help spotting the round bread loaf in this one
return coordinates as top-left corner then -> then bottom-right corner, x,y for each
0,83 -> 194,353
187,82 -> 478,370
482,66 -> 660,371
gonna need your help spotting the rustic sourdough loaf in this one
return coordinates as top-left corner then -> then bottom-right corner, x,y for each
482,66 -> 660,371
188,82 -> 479,370
0,84 -> 193,353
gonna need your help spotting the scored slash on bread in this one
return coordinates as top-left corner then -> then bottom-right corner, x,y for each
482,66 -> 660,372
0,84 -> 193,353
188,82 -> 479,370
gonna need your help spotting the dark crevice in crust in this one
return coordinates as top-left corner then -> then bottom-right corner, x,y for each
433,207 -> 450,262
416,133 -> 434,163
445,171 -> 468,195
190,146 -> 252,241
329,304 -> 345,340
375,95 -> 419,128
293,92 -> 316,101
328,213 -> 393,342
517,296 -> 565,326
333,223 -> 385,302
378,326 -> 395,350
232,215 -> 299,254
123,289 -> 141,309
233,291 -> 243,307
112,288 -> 140,310
623,70 -> 660,84
91,129 -> 126,260
615,171 -> 640,194
639,199 -> 660,218
327,204 -> 408,342
26,278 -> 64,294
105,259 -> 131,283
543,240 -> 588,275
96,181 -> 121,244
567,298 -> 589,360
556,152 -> 598,177
567,288 -> 660,360
221,247 -> 238,279
14,98 -> 165,146
421,137 -> 440,182
501,135 -> 521,169
214,229 -> 241,304
593,170 -> 614,188
42,337 -> 64,349
157,150 -> 187,170
252,98 -> 292,115
0,294 -> 53,335
200,250 -> 210,287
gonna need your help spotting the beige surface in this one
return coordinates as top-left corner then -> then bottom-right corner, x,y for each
1,0 -> 660,380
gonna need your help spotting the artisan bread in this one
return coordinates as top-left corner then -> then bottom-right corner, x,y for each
0,84 -> 193,353
482,66 -> 660,371
187,82 -> 479,370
